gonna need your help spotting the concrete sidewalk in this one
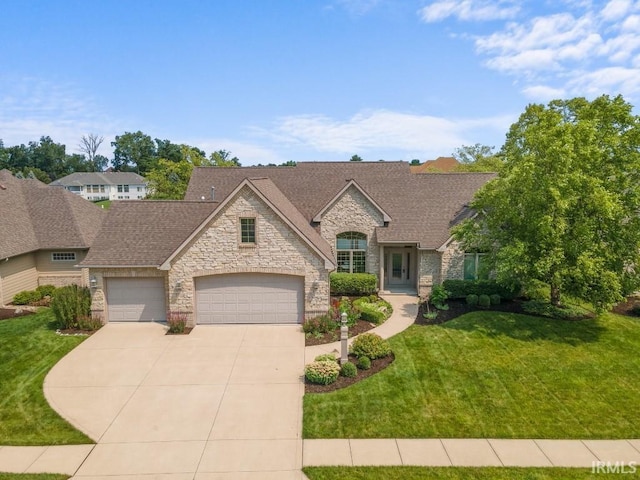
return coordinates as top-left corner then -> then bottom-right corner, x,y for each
303,438 -> 640,468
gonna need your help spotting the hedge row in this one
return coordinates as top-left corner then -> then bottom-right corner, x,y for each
330,273 -> 377,296
442,279 -> 520,300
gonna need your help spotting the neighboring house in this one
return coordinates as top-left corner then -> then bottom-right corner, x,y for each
81,162 -> 494,326
410,156 -> 460,173
50,172 -> 147,201
0,170 -> 106,305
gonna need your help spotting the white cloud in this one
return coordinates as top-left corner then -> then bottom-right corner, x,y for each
522,85 -> 567,101
188,138 -> 286,166
0,76 -> 118,156
257,109 -> 511,160
601,0 -> 633,21
566,66 -> 640,96
419,0 -> 520,22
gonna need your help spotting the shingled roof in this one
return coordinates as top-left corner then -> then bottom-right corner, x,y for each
185,162 -> 495,249
50,171 -> 146,187
0,169 -> 106,259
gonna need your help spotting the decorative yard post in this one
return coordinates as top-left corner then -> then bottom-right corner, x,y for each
340,312 -> 349,365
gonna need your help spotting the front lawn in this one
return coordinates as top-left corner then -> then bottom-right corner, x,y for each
0,310 -> 93,445
303,467 -> 597,480
304,310 -> 640,439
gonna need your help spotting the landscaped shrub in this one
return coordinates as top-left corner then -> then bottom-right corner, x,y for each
442,279 -> 520,300
305,360 -> 341,385
353,296 -> 393,325
167,311 -> 188,333
329,297 -> 360,326
51,285 -> 91,329
466,294 -> 479,306
430,284 -> 449,309
356,356 -> 371,370
303,314 -> 337,335
12,289 -> 42,305
631,305 -> 640,317
330,273 -> 377,296
315,353 -> 338,363
350,332 -> 391,359
76,314 -> 103,331
522,300 -> 588,320
36,284 -> 57,298
478,294 -> 491,308
340,361 -> 358,378
490,294 -> 501,305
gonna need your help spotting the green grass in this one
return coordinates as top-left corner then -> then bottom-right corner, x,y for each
95,200 -> 111,209
303,467 -> 599,480
0,310 -> 93,445
304,310 -> 640,439
0,475 -> 68,480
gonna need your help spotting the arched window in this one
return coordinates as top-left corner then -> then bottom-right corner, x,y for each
336,232 -> 367,273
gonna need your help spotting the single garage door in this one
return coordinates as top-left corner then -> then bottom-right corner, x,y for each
196,273 -> 303,324
107,278 -> 166,322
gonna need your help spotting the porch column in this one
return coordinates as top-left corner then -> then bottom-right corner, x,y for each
379,245 -> 385,292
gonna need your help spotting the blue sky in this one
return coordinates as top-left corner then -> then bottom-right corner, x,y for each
1,0 -> 639,165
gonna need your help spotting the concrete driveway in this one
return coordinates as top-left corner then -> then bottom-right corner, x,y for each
44,322 -> 306,479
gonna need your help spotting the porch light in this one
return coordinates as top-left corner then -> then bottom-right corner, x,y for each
89,276 -> 98,289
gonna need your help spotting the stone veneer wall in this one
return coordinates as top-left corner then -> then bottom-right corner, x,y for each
418,250 -> 441,298
441,241 -> 465,281
88,267 -> 168,321
319,186 -> 384,278
168,186 -> 330,322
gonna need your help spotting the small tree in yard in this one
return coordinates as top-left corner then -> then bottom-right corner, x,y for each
454,95 -> 640,312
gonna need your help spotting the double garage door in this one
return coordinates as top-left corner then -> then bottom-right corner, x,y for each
196,273 -> 303,324
106,274 -> 303,324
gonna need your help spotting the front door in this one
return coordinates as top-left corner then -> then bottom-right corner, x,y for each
388,250 -> 410,286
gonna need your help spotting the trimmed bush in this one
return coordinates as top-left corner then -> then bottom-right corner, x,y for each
430,284 -> 449,308
353,296 -> 393,325
315,353 -> 338,363
305,360 -> 341,385
12,290 -> 42,305
330,273 -> 377,296
330,297 -> 360,327
478,294 -> 491,308
76,314 -> 103,331
357,356 -> 371,370
442,279 -> 520,300
490,294 -> 501,305
51,285 -> 91,329
340,362 -> 358,378
350,333 -> 391,360
466,294 -> 479,306
522,300 -> 588,320
167,311 -> 188,333
36,284 -> 57,298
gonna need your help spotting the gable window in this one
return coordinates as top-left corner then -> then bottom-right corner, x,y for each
52,252 -> 76,262
464,253 -> 488,280
336,232 -> 367,273
240,218 -> 256,244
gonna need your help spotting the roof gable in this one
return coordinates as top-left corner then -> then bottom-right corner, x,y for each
50,171 -> 146,187
312,179 -> 391,223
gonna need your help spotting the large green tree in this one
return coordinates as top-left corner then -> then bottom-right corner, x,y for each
454,95 -> 640,311
453,144 -> 503,172
210,149 -> 240,167
111,131 -> 157,174
146,144 -> 211,199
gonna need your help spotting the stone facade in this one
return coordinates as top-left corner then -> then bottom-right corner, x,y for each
418,250 -> 441,298
168,186 -> 330,323
319,185 -> 385,279
441,241 -> 465,282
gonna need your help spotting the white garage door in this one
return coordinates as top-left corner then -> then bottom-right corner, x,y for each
196,274 -> 303,324
107,278 -> 166,322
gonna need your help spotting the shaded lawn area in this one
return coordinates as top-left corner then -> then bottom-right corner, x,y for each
0,309 -> 93,445
303,467 -> 598,480
304,311 -> 640,439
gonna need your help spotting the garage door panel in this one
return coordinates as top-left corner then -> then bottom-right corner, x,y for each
196,274 -> 302,324
107,278 -> 166,322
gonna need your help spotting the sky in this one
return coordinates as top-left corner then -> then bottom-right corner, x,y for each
1,0 -> 639,165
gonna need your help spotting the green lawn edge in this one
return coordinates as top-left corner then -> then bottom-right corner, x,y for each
0,310 -> 93,445
303,466 -> 601,480
0,475 -> 69,480
304,310 -> 640,439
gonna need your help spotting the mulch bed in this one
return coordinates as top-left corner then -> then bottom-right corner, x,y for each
305,353 -> 395,394
0,307 -> 36,321
611,296 -> 640,317
57,327 -> 100,336
166,326 -> 194,335
305,319 -> 377,346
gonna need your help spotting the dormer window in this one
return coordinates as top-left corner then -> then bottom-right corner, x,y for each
336,232 -> 366,273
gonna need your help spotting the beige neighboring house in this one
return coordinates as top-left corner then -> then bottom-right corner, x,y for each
81,162 -> 494,325
410,156 -> 460,173
0,169 -> 106,305
50,171 -> 147,201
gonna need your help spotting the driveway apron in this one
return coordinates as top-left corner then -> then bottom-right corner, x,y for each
44,322 -> 306,479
